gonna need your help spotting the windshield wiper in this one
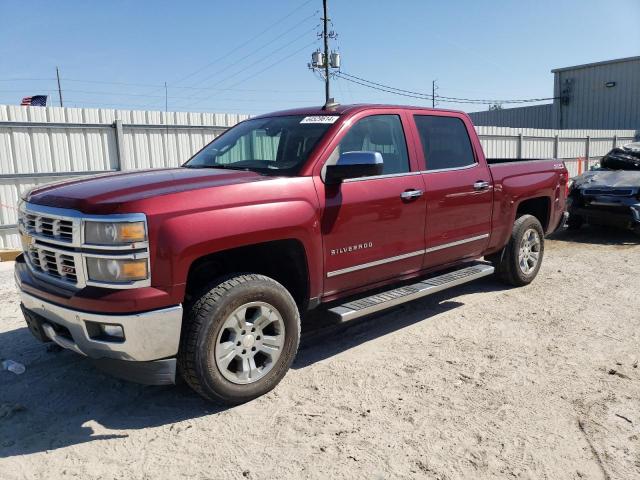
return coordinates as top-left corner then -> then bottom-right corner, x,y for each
184,164 -> 249,171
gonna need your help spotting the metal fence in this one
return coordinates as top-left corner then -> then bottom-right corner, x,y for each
0,105 -> 250,248
0,104 -> 637,248
476,125 -> 637,177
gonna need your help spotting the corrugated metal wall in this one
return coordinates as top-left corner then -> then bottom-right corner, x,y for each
0,104 -> 249,248
0,104 -> 637,248
469,104 -> 556,128
554,57 -> 640,130
469,57 -> 640,130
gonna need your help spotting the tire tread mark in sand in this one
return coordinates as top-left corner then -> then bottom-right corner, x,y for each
578,418 -> 611,480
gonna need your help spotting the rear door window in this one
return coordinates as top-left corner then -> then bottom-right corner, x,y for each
414,115 -> 476,171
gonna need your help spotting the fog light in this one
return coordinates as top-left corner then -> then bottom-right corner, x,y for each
101,324 -> 124,338
86,321 -> 125,342
84,320 -> 125,343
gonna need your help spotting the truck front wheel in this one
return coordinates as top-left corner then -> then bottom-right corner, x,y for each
491,214 -> 545,286
178,274 -> 300,404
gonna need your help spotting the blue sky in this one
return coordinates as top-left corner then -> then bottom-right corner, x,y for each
1,0 -> 638,115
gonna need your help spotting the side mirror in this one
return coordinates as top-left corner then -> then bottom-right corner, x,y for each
325,151 -> 384,184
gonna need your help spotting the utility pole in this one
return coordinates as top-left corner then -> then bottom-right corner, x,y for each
164,82 -> 168,113
164,81 -> 169,141
432,80 -> 437,108
322,0 -> 330,105
56,66 -> 63,107
308,0 -> 339,106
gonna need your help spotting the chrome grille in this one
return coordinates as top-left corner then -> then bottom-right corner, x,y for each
18,202 -> 150,290
583,188 -> 634,197
23,212 -> 74,243
27,245 -> 78,285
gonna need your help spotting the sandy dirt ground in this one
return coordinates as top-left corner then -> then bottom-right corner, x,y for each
0,226 -> 639,480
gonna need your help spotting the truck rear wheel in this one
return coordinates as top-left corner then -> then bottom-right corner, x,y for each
491,214 -> 545,287
178,274 -> 300,404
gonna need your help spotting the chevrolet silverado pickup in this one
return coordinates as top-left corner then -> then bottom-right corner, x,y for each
16,105 -> 569,404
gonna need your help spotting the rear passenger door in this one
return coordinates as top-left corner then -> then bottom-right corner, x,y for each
412,114 -> 493,269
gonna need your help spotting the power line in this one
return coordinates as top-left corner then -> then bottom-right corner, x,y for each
169,23 -> 320,106
137,16 -> 320,109
134,1 -> 318,107
0,86 -> 320,101
336,71 -> 558,105
141,31 -> 319,110
36,96 -> 318,111
0,78 -> 56,82
168,0 -> 315,87
0,77 -> 322,94
180,40 -> 320,110
183,14 -> 320,90
334,73 -> 435,101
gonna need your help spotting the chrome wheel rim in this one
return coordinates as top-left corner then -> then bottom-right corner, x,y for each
518,228 -> 541,275
214,301 -> 285,385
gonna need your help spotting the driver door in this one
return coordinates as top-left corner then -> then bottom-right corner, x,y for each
314,112 -> 427,298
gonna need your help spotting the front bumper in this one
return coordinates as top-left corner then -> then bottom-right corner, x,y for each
19,288 -> 183,385
569,201 -> 640,230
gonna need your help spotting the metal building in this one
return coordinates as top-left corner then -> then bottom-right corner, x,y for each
470,56 -> 640,130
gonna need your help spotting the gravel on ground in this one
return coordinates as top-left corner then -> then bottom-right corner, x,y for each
0,226 -> 638,479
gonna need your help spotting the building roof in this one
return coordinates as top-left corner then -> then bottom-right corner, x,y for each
551,56 -> 640,74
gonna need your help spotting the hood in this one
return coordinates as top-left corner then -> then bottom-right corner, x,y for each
574,169 -> 640,189
26,168 -> 268,212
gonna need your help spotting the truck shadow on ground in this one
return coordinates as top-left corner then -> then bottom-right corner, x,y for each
0,277 -> 506,458
549,225 -> 640,246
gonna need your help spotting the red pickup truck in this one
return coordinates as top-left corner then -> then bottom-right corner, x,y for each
16,104 -> 569,404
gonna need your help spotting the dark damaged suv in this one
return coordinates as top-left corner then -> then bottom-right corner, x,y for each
568,142 -> 640,234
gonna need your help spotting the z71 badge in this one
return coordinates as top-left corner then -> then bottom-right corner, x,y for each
331,242 -> 373,256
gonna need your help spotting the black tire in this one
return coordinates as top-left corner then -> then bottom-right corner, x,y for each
491,214 -> 545,287
178,274 -> 300,405
566,213 -> 584,230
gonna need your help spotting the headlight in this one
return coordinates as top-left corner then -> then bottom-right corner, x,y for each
86,257 -> 148,283
84,221 -> 146,245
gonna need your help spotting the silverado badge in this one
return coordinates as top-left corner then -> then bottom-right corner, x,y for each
331,242 -> 373,256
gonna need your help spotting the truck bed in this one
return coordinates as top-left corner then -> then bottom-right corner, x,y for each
487,158 -> 558,165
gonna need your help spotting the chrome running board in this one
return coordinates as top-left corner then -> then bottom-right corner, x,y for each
328,262 -> 495,321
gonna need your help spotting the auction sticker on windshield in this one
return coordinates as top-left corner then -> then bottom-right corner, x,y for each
300,116 -> 339,124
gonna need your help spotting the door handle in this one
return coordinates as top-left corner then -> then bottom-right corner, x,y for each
473,181 -> 491,191
400,189 -> 424,200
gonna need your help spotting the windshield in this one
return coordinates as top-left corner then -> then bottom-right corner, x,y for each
184,115 -> 337,175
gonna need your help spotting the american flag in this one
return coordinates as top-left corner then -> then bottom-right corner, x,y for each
20,95 -> 48,106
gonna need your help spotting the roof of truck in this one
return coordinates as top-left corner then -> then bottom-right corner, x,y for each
252,104 -> 465,118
